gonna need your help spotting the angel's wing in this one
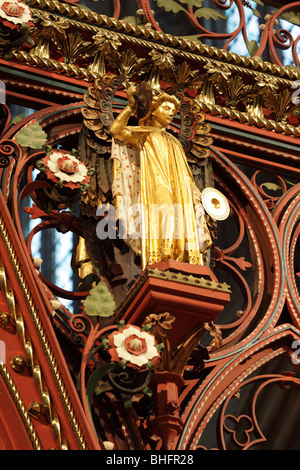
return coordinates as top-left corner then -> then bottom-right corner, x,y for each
177,97 -> 214,192
79,74 -> 124,217
177,96 -> 217,266
77,74 -> 130,285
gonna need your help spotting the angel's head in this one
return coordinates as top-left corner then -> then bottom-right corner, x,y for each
138,93 -> 180,128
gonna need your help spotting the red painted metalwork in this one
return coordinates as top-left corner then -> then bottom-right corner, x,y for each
1,87 -> 299,448
0,0 -> 300,452
0,192 -> 101,449
136,0 -> 300,67
115,262 -> 230,349
255,1 -> 300,66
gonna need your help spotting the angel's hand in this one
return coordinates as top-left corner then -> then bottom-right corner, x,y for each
126,85 -> 137,109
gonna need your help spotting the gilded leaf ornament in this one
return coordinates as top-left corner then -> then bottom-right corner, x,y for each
59,31 -> 93,64
92,30 -> 122,55
203,61 -> 231,82
31,12 -> 95,63
213,75 -> 261,110
149,49 -> 175,71
174,62 -> 204,93
262,88 -> 300,122
105,49 -> 152,87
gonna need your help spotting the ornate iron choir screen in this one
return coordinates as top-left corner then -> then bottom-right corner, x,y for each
0,0 -> 300,452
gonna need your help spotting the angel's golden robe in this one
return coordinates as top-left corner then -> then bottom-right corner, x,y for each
112,126 -> 212,270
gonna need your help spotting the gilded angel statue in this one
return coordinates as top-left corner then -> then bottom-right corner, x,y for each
109,84 -> 212,270
78,77 -> 214,293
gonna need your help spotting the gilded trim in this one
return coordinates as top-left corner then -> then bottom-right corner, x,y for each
0,259 -> 68,450
28,0 -> 300,81
0,214 -> 88,450
115,266 -> 231,321
4,1 -> 299,138
8,48 -> 300,138
147,268 -> 232,293
198,101 -> 300,137
0,362 -> 42,450
9,49 -> 94,81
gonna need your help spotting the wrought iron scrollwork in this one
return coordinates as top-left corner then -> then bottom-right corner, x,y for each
0,140 -> 19,168
107,367 -> 153,396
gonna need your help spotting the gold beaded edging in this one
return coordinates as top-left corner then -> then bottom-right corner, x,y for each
0,259 -> 69,450
27,0 -> 300,80
28,0 -> 300,81
0,214 -> 88,450
198,100 -> 300,137
4,1 -> 298,138
0,362 -> 42,450
115,266 -> 231,322
147,268 -> 232,293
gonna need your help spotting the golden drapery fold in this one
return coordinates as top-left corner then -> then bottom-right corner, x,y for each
112,126 -> 212,270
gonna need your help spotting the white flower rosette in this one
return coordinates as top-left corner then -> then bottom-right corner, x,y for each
0,0 -> 33,29
42,150 -> 90,190
108,324 -> 160,369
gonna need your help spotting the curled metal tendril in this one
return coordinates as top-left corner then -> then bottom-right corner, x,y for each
274,28 -> 294,50
69,313 -> 93,336
0,141 -> 19,168
108,368 -> 152,395
138,0 -> 300,67
213,0 -> 235,8
0,157 -> 9,168
251,171 -> 286,210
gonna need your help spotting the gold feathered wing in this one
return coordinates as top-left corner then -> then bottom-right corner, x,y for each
77,74 -> 131,286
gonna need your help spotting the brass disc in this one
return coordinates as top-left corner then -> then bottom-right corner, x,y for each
202,187 -> 230,221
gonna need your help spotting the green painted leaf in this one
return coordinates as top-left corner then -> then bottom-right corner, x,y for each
154,0 -> 185,13
279,11 -> 300,27
86,363 -> 116,434
15,121 -> 47,149
181,35 -> 202,43
11,113 -> 24,126
142,386 -> 153,398
55,179 -> 63,189
80,183 -> 91,191
122,16 -> 143,25
118,359 -> 127,369
156,343 -> 165,352
123,399 -> 132,409
117,320 -> 126,329
245,38 -> 259,57
142,323 -> 152,332
194,7 -> 227,20
253,9 -> 261,18
254,0 -> 264,5
35,160 -> 46,171
262,182 -> 281,191
83,280 -> 116,317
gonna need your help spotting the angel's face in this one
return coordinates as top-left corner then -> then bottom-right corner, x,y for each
151,101 -> 177,128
